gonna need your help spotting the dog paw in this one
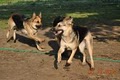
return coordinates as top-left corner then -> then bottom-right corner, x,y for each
37,48 -> 44,51
37,46 -> 45,51
57,58 -> 61,64
64,63 -> 71,71
57,60 -> 61,64
90,67 -> 95,71
40,45 -> 45,49
65,62 -> 71,67
82,62 -> 86,66
39,38 -> 45,42
67,60 -> 72,64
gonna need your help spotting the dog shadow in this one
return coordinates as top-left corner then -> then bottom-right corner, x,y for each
47,40 -> 59,69
7,33 -> 36,48
17,34 -> 36,47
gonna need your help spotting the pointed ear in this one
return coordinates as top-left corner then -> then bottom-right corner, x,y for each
64,16 -> 73,25
39,12 -> 42,18
32,12 -> 36,19
68,16 -> 73,24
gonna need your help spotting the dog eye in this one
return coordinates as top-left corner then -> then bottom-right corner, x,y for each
36,21 -> 39,23
58,24 -> 61,27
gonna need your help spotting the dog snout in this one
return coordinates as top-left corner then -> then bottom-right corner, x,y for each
36,24 -> 42,29
51,27 -> 56,32
50,27 -> 58,35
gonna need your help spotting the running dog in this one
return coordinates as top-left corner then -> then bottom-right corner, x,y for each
54,16 -> 95,70
6,13 -> 45,51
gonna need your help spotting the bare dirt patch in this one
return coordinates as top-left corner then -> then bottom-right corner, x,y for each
0,27 -> 120,80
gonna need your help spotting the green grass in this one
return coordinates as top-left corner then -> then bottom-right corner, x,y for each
0,0 -> 120,29
0,20 -> 7,29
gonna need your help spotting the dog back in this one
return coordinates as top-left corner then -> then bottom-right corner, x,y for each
73,26 -> 89,43
12,14 -> 26,30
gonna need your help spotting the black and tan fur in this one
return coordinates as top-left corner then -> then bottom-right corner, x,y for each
6,13 -> 45,51
54,16 -> 94,70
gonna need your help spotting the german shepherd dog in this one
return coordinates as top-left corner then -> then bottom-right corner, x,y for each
6,13 -> 45,51
54,16 -> 94,70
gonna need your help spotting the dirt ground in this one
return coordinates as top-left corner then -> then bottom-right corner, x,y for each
0,26 -> 120,80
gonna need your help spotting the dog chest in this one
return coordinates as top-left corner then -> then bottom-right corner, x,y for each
61,40 -> 78,50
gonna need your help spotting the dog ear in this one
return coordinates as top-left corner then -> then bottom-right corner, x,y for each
39,12 -> 42,18
64,16 -> 73,25
32,12 -> 36,19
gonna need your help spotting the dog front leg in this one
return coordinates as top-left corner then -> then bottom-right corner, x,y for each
28,34 -> 44,42
28,34 -> 45,51
35,41 -> 44,51
67,48 -> 77,64
57,47 -> 65,63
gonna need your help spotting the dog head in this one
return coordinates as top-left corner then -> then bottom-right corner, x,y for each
53,16 -> 65,27
51,16 -> 65,34
54,16 -> 73,36
31,12 -> 42,29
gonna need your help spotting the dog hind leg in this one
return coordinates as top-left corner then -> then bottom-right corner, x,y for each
6,25 -> 14,39
6,19 -> 16,41
86,33 -> 94,70
13,29 -> 16,43
6,29 -> 10,39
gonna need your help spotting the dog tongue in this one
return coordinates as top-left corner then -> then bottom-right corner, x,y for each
55,31 -> 62,36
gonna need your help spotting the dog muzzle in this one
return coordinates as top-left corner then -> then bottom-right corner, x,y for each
36,25 -> 42,29
54,29 -> 63,36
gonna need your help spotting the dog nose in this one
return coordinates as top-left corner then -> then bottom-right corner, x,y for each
51,27 -> 56,31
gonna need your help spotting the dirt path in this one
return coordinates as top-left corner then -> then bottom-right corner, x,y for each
0,28 -> 120,80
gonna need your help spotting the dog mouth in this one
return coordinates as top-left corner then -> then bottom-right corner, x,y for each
54,29 -> 63,36
36,25 -> 42,29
